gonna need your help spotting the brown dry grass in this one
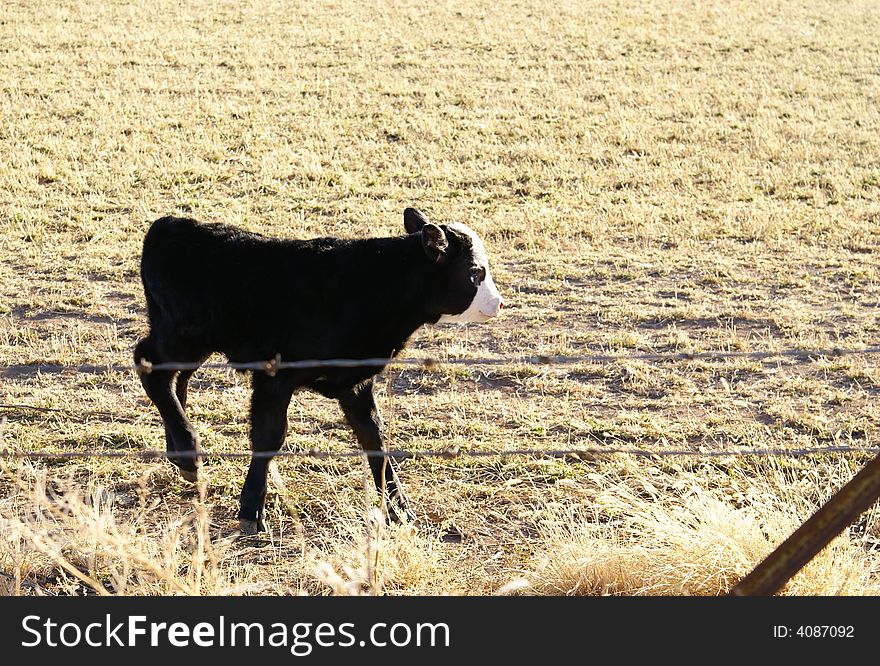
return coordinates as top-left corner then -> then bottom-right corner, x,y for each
1,0 -> 879,595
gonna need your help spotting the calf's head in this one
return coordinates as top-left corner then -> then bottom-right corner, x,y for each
404,207 -> 504,324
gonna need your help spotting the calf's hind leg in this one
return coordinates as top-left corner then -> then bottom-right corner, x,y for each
238,372 -> 296,534
175,368 -> 196,409
134,336 -> 205,481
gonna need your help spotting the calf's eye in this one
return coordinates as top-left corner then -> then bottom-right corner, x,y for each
470,266 -> 486,284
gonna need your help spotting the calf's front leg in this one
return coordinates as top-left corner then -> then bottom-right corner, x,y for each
238,373 -> 295,534
338,381 -> 415,523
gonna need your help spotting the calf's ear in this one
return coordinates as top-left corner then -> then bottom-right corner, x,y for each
404,207 -> 430,234
421,223 -> 448,263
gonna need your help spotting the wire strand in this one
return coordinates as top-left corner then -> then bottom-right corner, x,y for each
1,445 -> 876,461
3,344 -> 880,377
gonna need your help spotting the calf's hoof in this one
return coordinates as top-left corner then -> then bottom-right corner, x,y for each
178,466 -> 201,483
387,502 -> 416,525
169,452 -> 203,483
238,517 -> 267,535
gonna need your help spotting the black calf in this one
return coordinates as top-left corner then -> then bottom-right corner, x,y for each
134,208 -> 503,533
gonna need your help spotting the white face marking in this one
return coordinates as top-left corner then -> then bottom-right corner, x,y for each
437,223 -> 504,324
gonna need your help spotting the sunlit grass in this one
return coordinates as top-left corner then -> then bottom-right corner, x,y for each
1,0 -> 879,595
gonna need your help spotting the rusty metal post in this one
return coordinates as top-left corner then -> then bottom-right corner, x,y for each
731,452 -> 880,596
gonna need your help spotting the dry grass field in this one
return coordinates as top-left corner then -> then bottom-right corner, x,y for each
1,0 -> 879,595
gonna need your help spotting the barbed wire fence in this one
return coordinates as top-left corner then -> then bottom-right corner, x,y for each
5,343 -> 880,377
3,344 -> 880,460
3,343 -> 879,458
2,343 -> 880,595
